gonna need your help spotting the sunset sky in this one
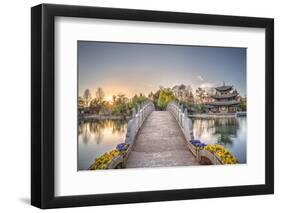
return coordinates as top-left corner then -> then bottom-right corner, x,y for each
78,41 -> 246,100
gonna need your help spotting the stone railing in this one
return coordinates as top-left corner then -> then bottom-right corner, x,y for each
124,101 -> 155,145
167,101 -> 193,142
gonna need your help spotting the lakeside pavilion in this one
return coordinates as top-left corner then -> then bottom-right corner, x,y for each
207,83 -> 240,113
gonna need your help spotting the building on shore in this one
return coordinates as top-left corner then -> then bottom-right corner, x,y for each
207,83 -> 240,113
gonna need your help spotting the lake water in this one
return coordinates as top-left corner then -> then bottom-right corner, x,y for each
78,116 -> 247,170
192,117 -> 247,163
78,119 -> 128,170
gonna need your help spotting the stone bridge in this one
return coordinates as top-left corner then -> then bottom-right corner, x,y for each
124,102 -> 199,168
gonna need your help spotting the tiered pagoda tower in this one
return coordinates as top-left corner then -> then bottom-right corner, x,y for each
208,83 -> 240,113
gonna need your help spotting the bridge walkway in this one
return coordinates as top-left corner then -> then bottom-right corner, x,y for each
126,111 -> 199,168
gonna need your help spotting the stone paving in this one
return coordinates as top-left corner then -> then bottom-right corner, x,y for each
126,111 -> 199,168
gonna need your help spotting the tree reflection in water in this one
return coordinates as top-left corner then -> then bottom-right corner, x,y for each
214,118 -> 239,146
78,119 -> 128,170
192,118 -> 239,146
192,117 -> 246,163
78,119 -> 128,145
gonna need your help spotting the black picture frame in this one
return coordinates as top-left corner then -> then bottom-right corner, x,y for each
31,3 -> 274,209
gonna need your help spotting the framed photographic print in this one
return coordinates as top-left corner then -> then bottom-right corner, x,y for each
31,4 -> 274,209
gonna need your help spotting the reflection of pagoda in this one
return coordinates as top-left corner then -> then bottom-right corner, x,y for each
208,82 -> 240,113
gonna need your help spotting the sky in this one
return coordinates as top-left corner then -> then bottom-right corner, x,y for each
78,41 -> 246,100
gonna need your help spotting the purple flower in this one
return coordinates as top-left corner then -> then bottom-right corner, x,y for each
191,140 -> 206,147
116,143 -> 128,151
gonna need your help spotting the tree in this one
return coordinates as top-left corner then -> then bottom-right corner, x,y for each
240,96 -> 247,111
78,96 -> 86,115
157,88 -> 176,110
78,96 -> 85,109
113,93 -> 129,115
96,88 -> 105,103
116,94 -> 128,104
112,95 -> 116,103
195,87 -> 206,104
83,89 -> 92,107
89,98 -> 102,114
148,91 -> 154,100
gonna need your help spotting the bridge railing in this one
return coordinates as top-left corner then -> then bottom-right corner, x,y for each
167,101 -> 193,142
167,101 -> 203,162
125,101 -> 155,145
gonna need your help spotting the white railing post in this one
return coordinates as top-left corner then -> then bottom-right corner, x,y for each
139,104 -> 142,124
180,105 -> 184,127
183,108 -> 188,131
178,104 -> 181,122
132,108 -> 136,118
167,101 -> 193,141
137,104 -> 140,128
125,120 -> 133,144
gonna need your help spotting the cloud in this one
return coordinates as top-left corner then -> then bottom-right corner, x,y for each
199,82 -> 216,88
197,75 -> 204,81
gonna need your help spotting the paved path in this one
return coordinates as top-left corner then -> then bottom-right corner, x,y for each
126,111 -> 199,168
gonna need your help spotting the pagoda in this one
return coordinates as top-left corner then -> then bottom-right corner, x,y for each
208,82 -> 240,113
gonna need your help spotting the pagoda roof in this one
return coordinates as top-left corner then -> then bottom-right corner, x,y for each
211,93 -> 238,99
208,100 -> 240,106
215,85 -> 233,91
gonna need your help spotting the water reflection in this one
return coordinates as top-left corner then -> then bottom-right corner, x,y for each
192,117 -> 247,163
78,119 -> 128,170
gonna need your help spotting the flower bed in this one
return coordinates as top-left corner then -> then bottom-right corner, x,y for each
90,143 -> 131,170
204,144 -> 238,164
90,150 -> 121,170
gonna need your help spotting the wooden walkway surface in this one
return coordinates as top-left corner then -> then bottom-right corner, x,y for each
126,111 -> 199,168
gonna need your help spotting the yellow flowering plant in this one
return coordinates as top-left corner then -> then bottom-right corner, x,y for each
204,144 -> 238,164
90,149 -> 121,170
